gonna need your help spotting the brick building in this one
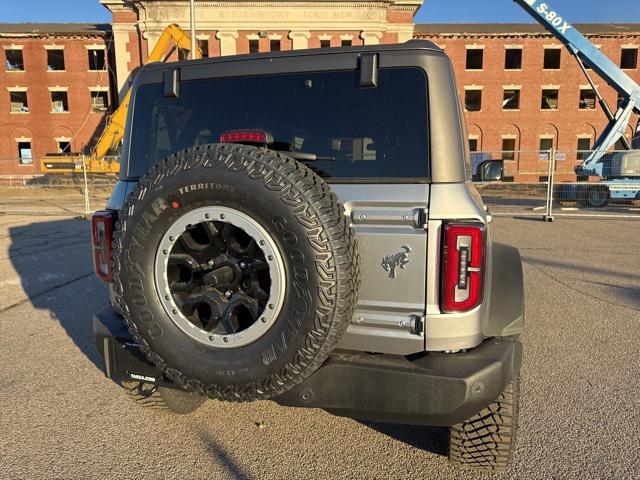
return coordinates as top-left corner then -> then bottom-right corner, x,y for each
1,3 -> 639,180
99,0 -> 422,94
0,23 -> 114,174
415,24 -> 640,180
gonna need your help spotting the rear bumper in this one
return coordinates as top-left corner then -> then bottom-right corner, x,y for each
94,306 -> 522,426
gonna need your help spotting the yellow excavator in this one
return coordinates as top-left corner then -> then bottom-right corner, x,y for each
41,24 -> 199,175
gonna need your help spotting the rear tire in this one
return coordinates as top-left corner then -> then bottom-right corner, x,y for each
122,381 -> 206,414
579,185 -> 610,208
448,377 -> 520,473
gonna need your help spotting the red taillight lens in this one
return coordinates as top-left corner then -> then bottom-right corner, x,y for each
441,223 -> 486,313
91,210 -> 115,282
219,130 -> 271,144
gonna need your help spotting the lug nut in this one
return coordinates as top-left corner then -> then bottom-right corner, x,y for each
204,213 -> 210,219
240,262 -> 246,269
259,240 -> 265,246
268,304 -> 274,310
208,259 -> 215,267
225,290 -> 232,298
219,214 -> 225,220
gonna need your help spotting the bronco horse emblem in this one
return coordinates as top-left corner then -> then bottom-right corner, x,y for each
381,246 -> 412,279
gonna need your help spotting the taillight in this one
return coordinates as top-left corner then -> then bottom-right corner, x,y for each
441,223 -> 486,313
91,210 -> 115,282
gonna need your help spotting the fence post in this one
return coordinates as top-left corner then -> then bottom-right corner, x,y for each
543,148 -> 555,222
82,154 -> 91,217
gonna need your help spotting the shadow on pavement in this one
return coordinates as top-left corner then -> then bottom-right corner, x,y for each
7,218 -> 105,370
198,430 -> 254,480
521,255 -> 640,311
359,421 -> 449,457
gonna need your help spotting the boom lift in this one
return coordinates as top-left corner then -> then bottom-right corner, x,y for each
513,0 -> 640,207
41,24 -> 199,175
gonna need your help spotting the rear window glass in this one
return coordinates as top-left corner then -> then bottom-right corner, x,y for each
125,68 -> 429,180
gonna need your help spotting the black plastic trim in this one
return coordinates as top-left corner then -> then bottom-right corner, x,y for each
485,243 -> 525,337
94,307 -> 521,426
163,68 -> 180,98
359,53 -> 378,87
93,307 -> 174,387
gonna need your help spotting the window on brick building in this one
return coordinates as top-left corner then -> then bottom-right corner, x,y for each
270,39 -> 281,52
543,48 -> 561,69
505,48 -> 522,70
88,49 -> 106,70
197,39 -> 209,58
466,48 -> 483,70
18,141 -> 32,164
620,48 -> 638,69
576,137 -> 591,161
58,141 -> 71,153
579,88 -> 596,110
91,91 -> 109,112
464,89 -> 482,112
539,137 -> 554,157
51,91 -> 69,112
502,89 -> 520,110
341,39 -> 352,47
5,49 -> 24,71
468,138 -> 478,152
178,48 -> 189,61
541,89 -> 559,110
47,49 -> 65,71
10,91 -> 29,112
249,39 -> 259,53
501,138 -> 516,161
320,40 -> 331,48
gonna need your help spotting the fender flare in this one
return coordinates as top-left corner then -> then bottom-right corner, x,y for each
484,243 -> 524,338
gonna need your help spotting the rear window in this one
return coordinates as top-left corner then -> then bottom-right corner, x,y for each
125,68 -> 429,180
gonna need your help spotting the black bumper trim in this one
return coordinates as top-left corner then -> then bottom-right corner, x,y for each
94,306 -> 522,426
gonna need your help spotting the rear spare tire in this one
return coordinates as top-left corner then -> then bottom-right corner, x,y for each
112,143 -> 359,401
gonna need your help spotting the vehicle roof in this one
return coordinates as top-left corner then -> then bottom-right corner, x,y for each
141,40 -> 443,73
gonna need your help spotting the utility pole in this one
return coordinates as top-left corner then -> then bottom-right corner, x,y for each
189,0 -> 196,58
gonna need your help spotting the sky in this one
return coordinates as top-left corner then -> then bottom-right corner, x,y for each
0,0 -> 638,23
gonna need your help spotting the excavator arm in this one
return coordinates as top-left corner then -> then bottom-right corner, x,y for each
91,24 -> 199,158
41,24 -> 199,174
513,0 -> 640,171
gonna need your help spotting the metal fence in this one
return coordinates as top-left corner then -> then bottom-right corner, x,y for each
473,149 -> 640,220
0,156 -> 117,217
1,150 -> 638,220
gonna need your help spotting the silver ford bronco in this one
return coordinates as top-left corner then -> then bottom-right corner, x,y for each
92,40 -> 524,472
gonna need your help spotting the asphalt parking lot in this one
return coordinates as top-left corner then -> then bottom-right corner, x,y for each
1,213 -> 639,479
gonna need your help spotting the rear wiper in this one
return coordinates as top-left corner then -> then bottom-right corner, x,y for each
283,151 -> 335,162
